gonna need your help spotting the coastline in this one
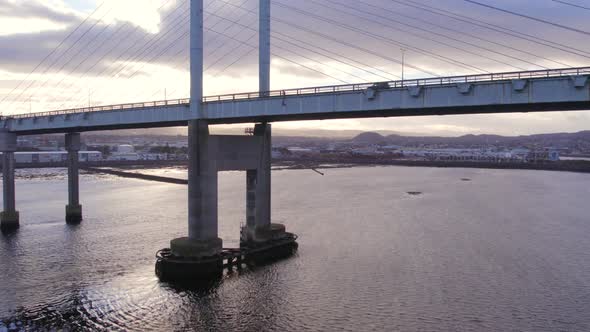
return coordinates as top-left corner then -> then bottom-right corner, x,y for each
274,158 -> 590,174
2,157 -> 590,182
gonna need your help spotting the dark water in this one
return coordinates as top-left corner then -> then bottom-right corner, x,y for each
1,166 -> 590,331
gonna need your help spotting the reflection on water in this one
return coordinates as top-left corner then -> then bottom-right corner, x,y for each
1,166 -> 590,331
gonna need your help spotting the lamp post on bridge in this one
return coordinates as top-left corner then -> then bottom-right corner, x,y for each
401,48 -> 406,83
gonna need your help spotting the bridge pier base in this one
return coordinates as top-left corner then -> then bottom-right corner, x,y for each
65,133 -> 82,224
1,130 -> 19,232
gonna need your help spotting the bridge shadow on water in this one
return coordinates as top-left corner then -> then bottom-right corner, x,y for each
0,227 -> 18,238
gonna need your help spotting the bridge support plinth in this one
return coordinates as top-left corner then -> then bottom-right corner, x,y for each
66,204 -> 82,224
0,211 -> 19,233
65,133 -> 82,224
156,236 -> 224,282
1,130 -> 19,232
170,237 -> 223,258
246,223 -> 289,243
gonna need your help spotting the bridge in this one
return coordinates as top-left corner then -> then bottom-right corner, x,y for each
1,67 -> 589,134
1,0 -> 589,280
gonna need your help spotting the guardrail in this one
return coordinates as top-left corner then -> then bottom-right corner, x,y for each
202,66 -> 590,102
6,98 -> 191,119
5,66 -> 590,120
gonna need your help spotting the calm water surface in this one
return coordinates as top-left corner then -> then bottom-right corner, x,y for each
1,166 -> 590,331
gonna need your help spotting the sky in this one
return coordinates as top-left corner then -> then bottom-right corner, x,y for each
0,0 -> 589,136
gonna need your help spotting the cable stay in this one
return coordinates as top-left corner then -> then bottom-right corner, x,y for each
463,0 -> 590,37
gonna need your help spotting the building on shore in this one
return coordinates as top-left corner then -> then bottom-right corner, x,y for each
108,145 -> 140,161
0,151 -> 102,163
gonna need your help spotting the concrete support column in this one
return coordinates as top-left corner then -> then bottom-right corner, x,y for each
65,133 -> 82,224
0,130 -> 18,231
170,120 -> 222,258
254,123 -> 271,230
188,120 -> 218,241
246,169 -> 257,231
244,123 -> 275,243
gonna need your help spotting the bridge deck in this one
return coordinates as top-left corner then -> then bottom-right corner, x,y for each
2,67 -> 589,135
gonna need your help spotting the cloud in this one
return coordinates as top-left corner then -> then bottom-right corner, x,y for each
0,0 -> 77,36
0,0 -> 79,23
99,0 -> 170,34
0,17 -> 67,36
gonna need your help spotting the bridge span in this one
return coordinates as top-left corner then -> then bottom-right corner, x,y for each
1,67 -> 589,135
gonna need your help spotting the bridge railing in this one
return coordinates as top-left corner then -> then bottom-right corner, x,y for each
7,98 -> 191,119
6,67 -> 590,120
203,66 -> 590,102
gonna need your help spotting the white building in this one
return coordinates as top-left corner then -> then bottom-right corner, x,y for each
140,153 -> 169,161
108,144 -> 140,161
117,144 -> 135,154
0,151 -> 102,163
108,153 -> 140,161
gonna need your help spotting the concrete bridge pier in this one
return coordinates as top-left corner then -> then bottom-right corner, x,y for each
155,0 -> 225,281
155,0 -> 295,283
0,130 -> 19,231
65,133 -> 82,224
156,120 -> 296,282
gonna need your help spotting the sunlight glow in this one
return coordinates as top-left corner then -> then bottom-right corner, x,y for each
100,0 -> 168,34
0,17 -> 67,36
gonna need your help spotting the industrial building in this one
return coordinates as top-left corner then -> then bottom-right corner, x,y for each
0,151 -> 102,164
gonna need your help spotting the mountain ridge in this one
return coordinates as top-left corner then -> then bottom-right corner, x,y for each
350,131 -> 590,148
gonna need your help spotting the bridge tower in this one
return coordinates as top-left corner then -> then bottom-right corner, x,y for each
243,0 -> 284,244
157,0 -> 296,282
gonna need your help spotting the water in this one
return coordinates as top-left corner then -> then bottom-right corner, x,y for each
561,156 -> 590,161
1,166 -> 590,331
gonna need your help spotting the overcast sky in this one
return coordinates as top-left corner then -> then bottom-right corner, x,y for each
0,0 -> 589,136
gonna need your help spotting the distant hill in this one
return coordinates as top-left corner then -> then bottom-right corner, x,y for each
351,131 -> 590,150
82,127 -> 414,138
37,128 -> 590,153
352,132 -> 388,144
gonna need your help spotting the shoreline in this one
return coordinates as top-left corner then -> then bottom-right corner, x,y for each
275,158 -> 590,174
4,158 -> 590,173
3,158 -> 590,182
